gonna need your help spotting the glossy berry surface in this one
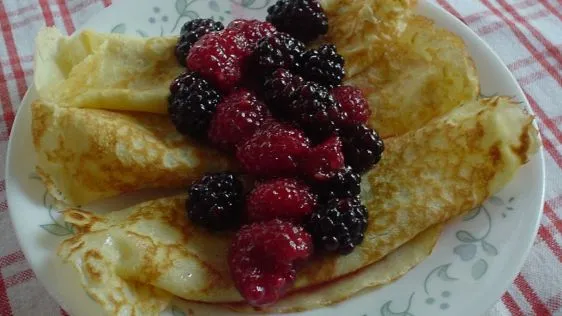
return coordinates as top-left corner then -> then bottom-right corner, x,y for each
236,120 -> 310,177
186,29 -> 248,92
208,89 -> 269,151
300,44 -> 345,88
228,219 -> 313,306
288,81 -> 346,142
263,69 -> 305,120
313,167 -> 361,201
340,124 -> 385,173
306,197 -> 368,254
246,178 -> 317,223
300,135 -> 345,181
266,0 -> 328,43
187,172 -> 244,231
330,85 -> 371,125
227,19 -> 277,50
168,72 -> 222,140
175,18 -> 224,66
252,32 -> 305,75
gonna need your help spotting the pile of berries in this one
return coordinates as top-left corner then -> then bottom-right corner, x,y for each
168,0 -> 384,308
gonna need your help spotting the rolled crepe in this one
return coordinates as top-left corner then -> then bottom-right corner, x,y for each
32,100 -> 233,206
57,97 -> 539,313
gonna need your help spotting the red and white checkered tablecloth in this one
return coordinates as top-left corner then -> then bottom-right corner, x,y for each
0,0 -> 560,315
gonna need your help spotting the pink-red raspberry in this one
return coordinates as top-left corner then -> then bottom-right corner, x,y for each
208,89 -> 269,150
228,219 -> 313,306
227,19 -> 277,51
246,178 -> 317,223
236,120 -> 310,177
187,29 -> 248,92
330,85 -> 371,125
300,135 -> 345,180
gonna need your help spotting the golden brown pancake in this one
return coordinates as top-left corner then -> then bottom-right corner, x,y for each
32,100 -> 232,206
57,97 -> 539,312
34,27 -> 183,114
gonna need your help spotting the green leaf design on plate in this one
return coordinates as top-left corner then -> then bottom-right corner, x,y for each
111,23 -> 126,34
436,264 -> 458,282
209,0 -> 220,12
380,293 -> 415,316
453,243 -> 476,261
136,29 -> 149,37
242,0 -> 256,7
40,224 -> 72,236
481,240 -> 498,256
463,207 -> 481,221
488,196 -> 504,206
456,230 -> 478,243
175,0 -> 188,14
471,259 -> 488,280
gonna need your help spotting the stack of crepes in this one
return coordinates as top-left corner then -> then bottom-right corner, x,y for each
30,0 -> 540,314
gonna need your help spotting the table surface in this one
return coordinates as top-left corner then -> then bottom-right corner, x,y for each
0,0 -> 561,315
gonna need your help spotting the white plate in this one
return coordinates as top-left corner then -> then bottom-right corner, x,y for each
6,1 -> 546,315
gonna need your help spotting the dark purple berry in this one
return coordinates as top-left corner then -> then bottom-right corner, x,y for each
263,69 -> 305,120
340,124 -> 384,173
175,18 -> 224,66
266,0 -> 328,43
252,32 -> 306,75
187,172 -> 244,231
300,44 -> 345,88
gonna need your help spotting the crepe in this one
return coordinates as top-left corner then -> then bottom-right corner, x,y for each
32,100 -> 232,206
59,196 -> 441,314
34,27 -> 183,113
224,224 -> 442,313
58,97 -> 539,312
34,0 -> 476,140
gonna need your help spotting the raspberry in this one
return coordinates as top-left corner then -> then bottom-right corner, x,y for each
263,69 -> 304,120
340,124 -> 385,173
289,81 -> 347,142
246,178 -> 317,223
227,19 -> 277,51
168,72 -> 222,140
330,86 -> 371,125
266,0 -> 328,43
236,120 -> 310,177
228,219 -> 313,306
300,135 -> 345,181
300,44 -> 345,88
175,19 -> 224,66
187,173 -> 244,231
306,198 -> 368,254
252,33 -> 305,75
187,29 -> 248,92
314,167 -> 361,201
208,89 -> 269,150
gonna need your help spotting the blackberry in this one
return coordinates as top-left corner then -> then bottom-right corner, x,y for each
300,44 -> 345,88
168,72 -> 222,140
306,198 -> 368,255
187,172 -> 244,231
266,0 -> 328,43
252,33 -> 305,75
288,81 -> 346,142
314,167 -> 361,201
263,69 -> 305,120
340,124 -> 385,173
175,19 -> 224,66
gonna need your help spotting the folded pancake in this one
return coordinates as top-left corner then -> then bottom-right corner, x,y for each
32,100 -> 232,206
319,0 -> 417,77
343,15 -> 479,138
58,97 -> 539,310
34,27 -> 183,113
58,196 -> 441,314
224,224 -> 442,313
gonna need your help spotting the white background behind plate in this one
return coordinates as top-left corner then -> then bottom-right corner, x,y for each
5,1 -> 545,315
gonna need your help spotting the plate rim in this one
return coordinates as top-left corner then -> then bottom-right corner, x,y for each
5,1 -> 546,315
